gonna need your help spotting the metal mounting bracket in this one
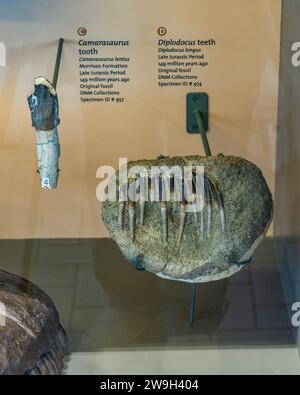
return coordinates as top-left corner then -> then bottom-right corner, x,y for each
186,92 -> 209,134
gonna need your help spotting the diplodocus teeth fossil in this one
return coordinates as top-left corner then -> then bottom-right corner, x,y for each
102,155 -> 273,283
115,171 -> 225,246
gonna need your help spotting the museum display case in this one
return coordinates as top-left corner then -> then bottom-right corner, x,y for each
0,0 -> 299,376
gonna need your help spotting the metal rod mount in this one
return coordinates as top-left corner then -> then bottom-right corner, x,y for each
193,109 -> 212,157
52,38 -> 64,90
189,283 -> 197,324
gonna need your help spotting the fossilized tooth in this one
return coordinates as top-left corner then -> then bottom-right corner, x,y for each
118,183 -> 127,228
190,172 -> 205,238
200,208 -> 205,238
128,201 -> 136,242
182,172 -> 198,226
204,176 -> 212,238
118,202 -> 125,229
139,176 -> 147,225
27,77 -> 60,190
102,155 -> 273,283
139,201 -> 146,225
0,270 -> 68,375
193,211 -> 198,226
209,178 -> 225,233
158,174 -> 168,244
217,192 -> 225,233
160,201 -> 168,245
159,173 -> 166,202
176,202 -> 187,249
191,174 -> 200,226
148,175 -> 154,201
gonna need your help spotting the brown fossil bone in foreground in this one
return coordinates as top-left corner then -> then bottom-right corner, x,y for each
102,155 -> 273,283
0,270 -> 68,375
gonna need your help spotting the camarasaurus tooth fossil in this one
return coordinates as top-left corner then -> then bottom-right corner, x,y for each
102,155 -> 273,283
27,77 -> 61,190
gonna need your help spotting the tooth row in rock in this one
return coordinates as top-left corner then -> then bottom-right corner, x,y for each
102,155 -> 273,283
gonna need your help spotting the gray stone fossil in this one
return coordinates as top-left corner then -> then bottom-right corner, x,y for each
27,77 -> 60,190
102,154 -> 273,283
0,270 -> 68,375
